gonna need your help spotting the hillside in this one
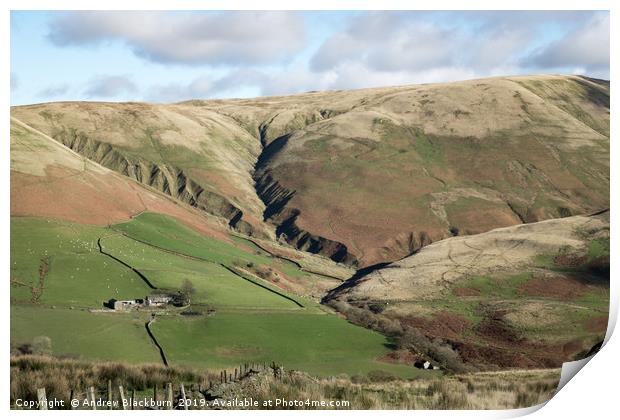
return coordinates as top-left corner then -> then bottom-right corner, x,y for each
11,104 -> 270,238
10,117 -> 229,240
11,74 -> 610,267
12,115 -> 409,377
325,211 -> 610,369
10,74 -> 610,377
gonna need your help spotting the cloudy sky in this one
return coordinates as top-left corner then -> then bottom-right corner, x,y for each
10,10 -> 609,105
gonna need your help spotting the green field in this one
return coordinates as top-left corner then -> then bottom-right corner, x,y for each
10,213 -> 429,378
99,233 -> 303,309
11,305 -> 160,363
113,212 -> 308,279
151,311 -> 425,377
11,218 -> 151,307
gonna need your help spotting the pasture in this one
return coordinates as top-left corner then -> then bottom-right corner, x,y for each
10,213 -> 422,378
151,310 -> 425,378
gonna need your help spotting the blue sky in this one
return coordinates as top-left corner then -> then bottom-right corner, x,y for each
10,10 -> 610,105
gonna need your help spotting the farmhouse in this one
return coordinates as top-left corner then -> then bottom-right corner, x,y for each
106,293 -> 178,311
146,294 -> 174,307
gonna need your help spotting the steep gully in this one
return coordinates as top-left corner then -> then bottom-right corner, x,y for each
47,113 -> 361,267
236,235 -> 347,282
53,128 -> 254,236
250,118 -> 409,300
252,127 -> 359,267
41,111 -> 444,272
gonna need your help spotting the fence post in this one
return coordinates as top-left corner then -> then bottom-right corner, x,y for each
107,380 -> 113,410
165,383 -> 173,410
131,390 -> 135,411
118,385 -> 127,410
153,384 -> 158,402
234,368 -> 238,381
180,383 -> 188,410
88,386 -> 97,410
37,388 -> 47,410
69,389 -> 75,410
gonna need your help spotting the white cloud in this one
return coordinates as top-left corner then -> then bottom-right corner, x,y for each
297,10 -> 608,96
528,13 -> 609,77
310,11 -> 539,76
147,76 -> 215,103
84,75 -> 137,98
48,11 -> 306,66
311,13 -> 461,73
38,84 -> 70,98
146,66 -> 337,102
42,10 -> 608,104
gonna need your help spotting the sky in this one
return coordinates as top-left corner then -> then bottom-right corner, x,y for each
10,10 -> 610,105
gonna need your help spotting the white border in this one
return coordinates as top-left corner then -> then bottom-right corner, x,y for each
3,1 -> 616,419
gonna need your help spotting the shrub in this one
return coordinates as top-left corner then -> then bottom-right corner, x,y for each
367,370 -> 397,382
350,374 -> 368,384
368,302 -> 387,314
31,336 -> 52,356
327,299 -> 467,373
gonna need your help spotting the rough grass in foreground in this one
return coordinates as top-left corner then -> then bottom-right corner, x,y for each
10,355 -> 559,410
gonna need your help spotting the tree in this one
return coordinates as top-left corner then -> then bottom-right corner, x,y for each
180,279 -> 196,304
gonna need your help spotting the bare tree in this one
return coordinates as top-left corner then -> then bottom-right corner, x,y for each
180,279 -> 196,304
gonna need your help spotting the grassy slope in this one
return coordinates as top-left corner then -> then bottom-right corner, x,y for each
11,306 -> 161,363
443,269 -> 608,341
99,233 -> 299,309
151,312 -> 423,378
10,75 -> 609,375
113,212 -> 306,278
10,213 -> 425,377
10,218 -> 151,307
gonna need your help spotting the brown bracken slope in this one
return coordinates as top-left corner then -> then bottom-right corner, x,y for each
10,118 -> 231,242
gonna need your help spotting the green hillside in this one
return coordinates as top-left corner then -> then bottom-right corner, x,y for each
10,213 -> 426,378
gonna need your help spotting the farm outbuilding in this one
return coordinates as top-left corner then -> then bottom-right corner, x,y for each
111,299 -> 143,311
414,360 -> 440,370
